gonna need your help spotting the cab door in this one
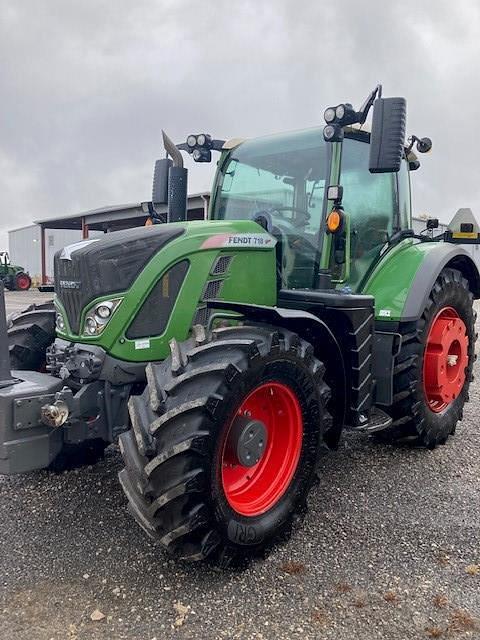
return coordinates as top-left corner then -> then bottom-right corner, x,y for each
330,135 -> 398,290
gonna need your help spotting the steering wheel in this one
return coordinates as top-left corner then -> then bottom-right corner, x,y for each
252,210 -> 314,288
271,205 -> 311,228
252,209 -> 313,250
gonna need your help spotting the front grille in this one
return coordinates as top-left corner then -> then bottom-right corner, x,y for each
55,259 -> 84,333
202,279 -> 223,301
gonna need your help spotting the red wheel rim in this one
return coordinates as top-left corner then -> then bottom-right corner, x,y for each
16,274 -> 30,290
423,306 -> 469,413
221,382 -> 303,516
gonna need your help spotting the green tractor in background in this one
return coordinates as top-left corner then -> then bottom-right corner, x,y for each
0,251 -> 31,290
1,85 -> 478,567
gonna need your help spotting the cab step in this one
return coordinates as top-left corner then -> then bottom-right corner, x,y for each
351,407 -> 393,434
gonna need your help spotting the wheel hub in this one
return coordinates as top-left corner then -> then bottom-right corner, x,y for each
423,307 -> 469,413
227,415 -> 268,468
16,275 -> 29,290
221,381 -> 303,516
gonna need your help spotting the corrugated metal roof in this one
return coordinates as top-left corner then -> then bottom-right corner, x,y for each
32,192 -> 210,226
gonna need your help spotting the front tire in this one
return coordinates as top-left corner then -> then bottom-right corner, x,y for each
386,268 -> 476,448
8,302 -> 56,370
119,325 -> 331,566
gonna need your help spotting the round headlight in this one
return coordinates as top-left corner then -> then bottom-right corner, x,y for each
324,107 -> 336,123
56,313 -> 65,331
186,134 -> 197,148
196,133 -> 206,147
335,104 -> 345,120
85,317 -> 98,335
96,304 -> 111,319
192,149 -> 202,161
323,125 -> 336,140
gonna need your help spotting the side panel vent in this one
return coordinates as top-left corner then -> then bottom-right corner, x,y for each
211,255 -> 232,275
202,279 -> 223,301
193,306 -> 210,327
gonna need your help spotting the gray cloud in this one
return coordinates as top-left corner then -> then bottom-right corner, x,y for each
1,0 -> 479,247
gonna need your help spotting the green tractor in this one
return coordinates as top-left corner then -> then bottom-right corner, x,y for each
0,252 -> 32,291
1,85 -> 478,567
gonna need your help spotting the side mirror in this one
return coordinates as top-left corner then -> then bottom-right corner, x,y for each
369,97 -> 406,173
426,218 -> 439,230
152,158 -> 172,205
416,137 -> 432,154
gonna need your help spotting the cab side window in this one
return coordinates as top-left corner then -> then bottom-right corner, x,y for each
340,137 -> 396,289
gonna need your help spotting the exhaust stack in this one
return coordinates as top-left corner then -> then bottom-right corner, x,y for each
162,130 -> 188,223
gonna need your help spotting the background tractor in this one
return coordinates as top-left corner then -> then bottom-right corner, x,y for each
0,251 -> 31,291
1,85 -> 478,567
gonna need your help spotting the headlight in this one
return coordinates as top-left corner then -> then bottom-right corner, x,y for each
335,104 -> 345,120
324,107 -> 336,123
95,302 -> 113,321
323,125 -> 336,140
85,317 -> 98,335
323,124 -> 343,142
83,298 -> 122,337
186,134 -> 197,148
196,133 -> 206,146
56,313 -> 65,332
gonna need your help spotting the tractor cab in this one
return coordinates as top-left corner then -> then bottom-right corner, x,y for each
0,252 -> 10,270
209,125 -> 414,293
210,127 -> 328,290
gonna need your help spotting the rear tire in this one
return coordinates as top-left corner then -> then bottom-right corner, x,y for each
119,325 -> 331,566
384,268 -> 476,448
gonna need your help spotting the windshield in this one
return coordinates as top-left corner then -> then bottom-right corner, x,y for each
211,128 -> 328,289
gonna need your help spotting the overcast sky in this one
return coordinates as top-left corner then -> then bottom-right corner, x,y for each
1,0 -> 479,248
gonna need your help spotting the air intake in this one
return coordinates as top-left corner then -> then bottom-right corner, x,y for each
211,255 -> 232,275
202,279 -> 223,301
193,306 -> 210,327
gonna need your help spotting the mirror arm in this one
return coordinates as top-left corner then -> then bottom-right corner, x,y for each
405,135 -> 418,155
357,84 -> 382,124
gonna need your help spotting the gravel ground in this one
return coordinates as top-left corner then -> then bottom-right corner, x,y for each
0,292 -> 478,639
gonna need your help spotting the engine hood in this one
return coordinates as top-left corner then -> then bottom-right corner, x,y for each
54,225 -> 184,333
